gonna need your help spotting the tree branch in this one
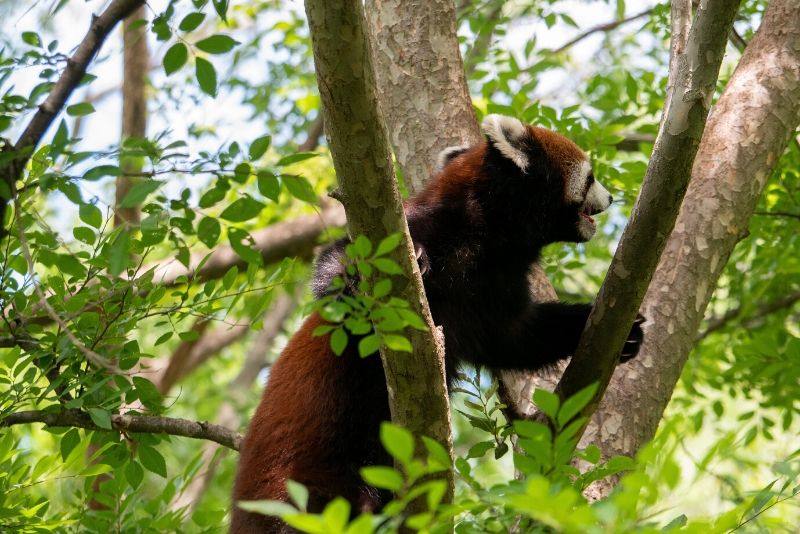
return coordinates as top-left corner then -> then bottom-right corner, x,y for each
149,204 -> 345,287
306,0 -> 454,505
549,8 -> 655,55
1,409 -> 242,451
697,289 -> 800,341
553,0 -> 741,427
0,0 -> 146,239
591,0 -> 800,467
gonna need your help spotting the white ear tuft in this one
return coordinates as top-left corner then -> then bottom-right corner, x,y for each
481,114 -> 529,171
434,145 -> 469,173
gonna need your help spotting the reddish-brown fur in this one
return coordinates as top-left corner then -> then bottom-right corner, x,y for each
231,313 -> 389,532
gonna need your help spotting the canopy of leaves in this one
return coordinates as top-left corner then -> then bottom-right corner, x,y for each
0,0 -> 796,532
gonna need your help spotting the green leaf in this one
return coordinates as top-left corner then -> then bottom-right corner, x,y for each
212,0 -> 229,22
237,500 -> 298,517
199,185 -> 227,208
467,440 -> 494,459
557,382 -> 599,427
353,235 -> 372,257
330,328 -> 348,356
375,233 -> 402,257
163,43 -> 188,75
79,203 -> 103,228
80,463 -> 113,477
178,12 -> 206,32
22,31 -> 41,47
533,388 -> 560,421
382,334 -> 412,352
380,422 -> 414,464
249,135 -> 272,160
120,180 -> 162,208
421,436 -> 451,470
88,408 -> 112,430
66,102 -> 95,116
228,228 -> 262,265
195,34 -> 239,54
276,152 -> 318,167
60,428 -> 80,461
282,174 -> 317,203
257,170 -> 280,201
57,254 -> 87,278
195,57 -> 217,96
132,377 -> 162,410
83,165 -> 121,181
197,216 -> 221,248
358,334 -> 380,357
106,229 -> 130,276
219,196 -> 265,222
138,445 -> 167,477
373,279 -> 392,298
322,497 -> 350,531
286,480 -> 309,510
125,460 -> 144,489
360,466 -> 403,491
373,258 -> 403,275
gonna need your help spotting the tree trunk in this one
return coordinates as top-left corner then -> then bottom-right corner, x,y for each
553,0 -> 741,426
365,0 -> 481,194
596,0 -> 800,461
304,0 -> 454,505
115,5 -> 148,228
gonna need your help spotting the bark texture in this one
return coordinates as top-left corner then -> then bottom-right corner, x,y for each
1,409 -> 241,450
365,0 -> 481,194
115,5 -> 148,228
304,0 -> 453,502
554,0 -> 741,423
599,0 -> 800,459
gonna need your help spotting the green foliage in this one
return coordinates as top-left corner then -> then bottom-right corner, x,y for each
0,0 -> 797,531
312,234 -> 427,357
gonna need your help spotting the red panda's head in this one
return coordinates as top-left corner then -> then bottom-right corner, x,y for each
433,114 -> 612,245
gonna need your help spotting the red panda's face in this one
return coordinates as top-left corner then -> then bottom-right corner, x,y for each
480,114 -> 613,243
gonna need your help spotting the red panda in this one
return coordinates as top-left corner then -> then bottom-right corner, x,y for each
230,114 -> 644,532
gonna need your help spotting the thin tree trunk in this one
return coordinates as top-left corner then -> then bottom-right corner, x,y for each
596,0 -> 800,463
304,0 -> 454,508
115,5 -> 148,227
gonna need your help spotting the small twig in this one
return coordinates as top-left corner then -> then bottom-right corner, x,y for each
14,196 -> 121,373
549,8 -> 655,55
697,289 -> 800,341
729,487 -> 800,533
752,210 -> 800,221
0,409 -> 242,451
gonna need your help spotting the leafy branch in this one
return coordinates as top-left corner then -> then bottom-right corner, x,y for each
0,0 -> 146,238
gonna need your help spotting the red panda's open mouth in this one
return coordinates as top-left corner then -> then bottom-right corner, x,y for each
579,210 -> 595,225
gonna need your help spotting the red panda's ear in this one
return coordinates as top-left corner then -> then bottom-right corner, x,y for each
481,114 -> 531,171
434,145 -> 469,173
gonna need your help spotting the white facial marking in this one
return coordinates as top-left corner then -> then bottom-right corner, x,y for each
585,179 -> 612,213
566,159 -> 592,204
481,114 -> 529,171
434,145 -> 469,173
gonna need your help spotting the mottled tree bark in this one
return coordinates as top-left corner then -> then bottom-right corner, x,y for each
554,0 -> 741,425
304,0 -> 454,505
365,0 -> 481,194
596,0 -> 800,462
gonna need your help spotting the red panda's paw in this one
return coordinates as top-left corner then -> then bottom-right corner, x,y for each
619,314 -> 645,363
